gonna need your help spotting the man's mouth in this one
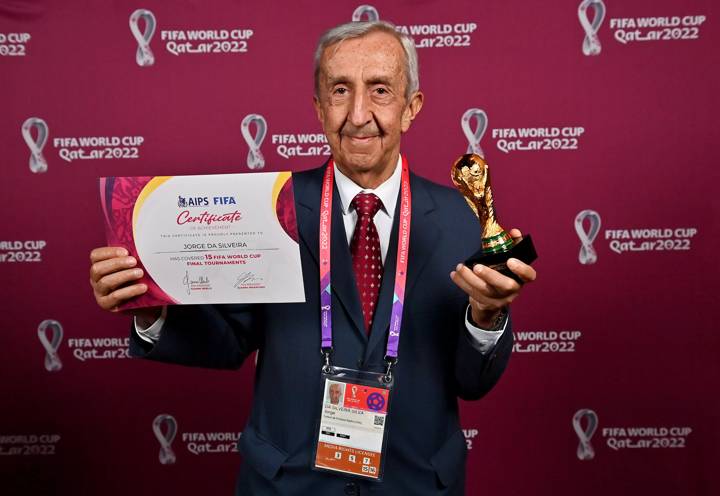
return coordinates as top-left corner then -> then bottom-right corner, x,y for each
344,134 -> 378,143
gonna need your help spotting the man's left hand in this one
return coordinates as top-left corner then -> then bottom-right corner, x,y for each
450,228 -> 537,329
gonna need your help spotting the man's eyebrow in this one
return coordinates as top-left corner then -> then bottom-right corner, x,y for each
327,76 -> 351,86
324,76 -> 396,89
366,76 -> 393,86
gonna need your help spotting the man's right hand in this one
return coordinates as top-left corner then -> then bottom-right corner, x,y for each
89,246 -> 150,313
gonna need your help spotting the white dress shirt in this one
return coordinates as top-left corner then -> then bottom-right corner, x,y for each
137,155 -> 507,352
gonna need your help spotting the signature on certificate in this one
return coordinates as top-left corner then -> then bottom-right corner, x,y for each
183,270 -> 211,295
234,272 -> 263,288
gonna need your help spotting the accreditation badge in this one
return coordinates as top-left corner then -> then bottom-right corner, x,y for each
313,367 -> 392,481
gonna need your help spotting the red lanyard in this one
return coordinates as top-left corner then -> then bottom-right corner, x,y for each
319,156 -> 412,376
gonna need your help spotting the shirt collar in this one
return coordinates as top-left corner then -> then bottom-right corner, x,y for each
334,155 -> 402,217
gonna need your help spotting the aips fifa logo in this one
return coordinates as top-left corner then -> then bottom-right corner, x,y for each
573,409 -> 598,460
578,0 -> 606,56
461,108 -> 488,159
130,9 -> 157,66
352,5 -> 380,22
241,114 -> 267,170
575,210 -> 601,265
22,117 -> 49,173
153,414 -> 178,465
38,319 -> 63,372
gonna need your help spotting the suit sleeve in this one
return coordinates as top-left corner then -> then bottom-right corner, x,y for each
453,310 -> 513,401
129,303 -> 262,370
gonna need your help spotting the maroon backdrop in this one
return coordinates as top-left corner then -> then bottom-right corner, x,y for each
1,0 -> 718,494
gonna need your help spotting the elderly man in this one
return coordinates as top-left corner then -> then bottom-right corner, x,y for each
89,21 -> 535,495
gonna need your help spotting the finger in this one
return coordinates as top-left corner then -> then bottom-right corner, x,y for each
90,246 -> 129,264
450,266 -> 481,300
453,271 -> 516,315
89,256 -> 137,283
508,228 -> 523,243
98,283 -> 148,311
452,264 -> 514,302
93,268 -> 144,296
471,264 -> 521,296
507,258 -> 537,283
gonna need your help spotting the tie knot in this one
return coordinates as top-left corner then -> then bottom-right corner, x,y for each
352,193 -> 383,218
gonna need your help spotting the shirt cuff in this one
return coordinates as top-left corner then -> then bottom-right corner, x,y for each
134,306 -> 167,344
464,305 -> 507,354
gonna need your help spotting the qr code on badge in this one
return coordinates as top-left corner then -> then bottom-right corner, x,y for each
374,415 -> 384,426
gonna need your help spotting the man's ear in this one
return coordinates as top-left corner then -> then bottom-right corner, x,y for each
313,95 -> 324,124
401,91 -> 424,133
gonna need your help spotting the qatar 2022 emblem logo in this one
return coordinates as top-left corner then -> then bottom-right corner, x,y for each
130,9 -> 157,66
37,319 -> 63,372
352,5 -> 380,22
241,114 -> 267,170
573,408 -> 598,460
22,117 -> 49,173
575,210 -> 601,265
578,0 -> 606,56
461,108 -> 488,159
152,414 -> 177,465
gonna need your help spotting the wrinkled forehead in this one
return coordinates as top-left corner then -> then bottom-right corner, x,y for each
319,31 -> 406,80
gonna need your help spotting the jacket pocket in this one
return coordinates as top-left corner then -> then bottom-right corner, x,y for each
238,424 -> 289,481
430,429 -> 467,488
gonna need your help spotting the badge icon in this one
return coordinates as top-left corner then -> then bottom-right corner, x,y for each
241,114 -> 267,170
578,0 -> 606,56
573,409 -> 598,460
37,319 -> 63,372
575,209 -> 601,265
130,9 -> 157,66
22,117 -> 49,173
152,414 -> 177,465
461,108 -> 488,159
366,392 -> 385,411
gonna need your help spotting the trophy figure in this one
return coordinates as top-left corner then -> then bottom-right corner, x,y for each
451,153 -> 537,282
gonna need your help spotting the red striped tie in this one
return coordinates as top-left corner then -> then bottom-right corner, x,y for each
350,193 -> 384,333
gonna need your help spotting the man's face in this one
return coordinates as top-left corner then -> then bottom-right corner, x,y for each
329,384 -> 341,405
314,31 -> 423,180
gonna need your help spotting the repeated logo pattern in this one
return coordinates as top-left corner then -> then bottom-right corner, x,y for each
37,319 -> 63,372
241,114 -> 267,170
152,414 -> 177,465
129,9 -> 157,66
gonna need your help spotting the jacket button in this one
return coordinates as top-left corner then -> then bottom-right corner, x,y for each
356,358 -> 364,368
344,481 -> 358,495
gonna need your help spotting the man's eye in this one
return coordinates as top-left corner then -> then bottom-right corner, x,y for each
375,88 -> 388,94
334,87 -> 348,95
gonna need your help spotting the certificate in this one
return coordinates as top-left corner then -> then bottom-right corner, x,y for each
99,172 -> 305,309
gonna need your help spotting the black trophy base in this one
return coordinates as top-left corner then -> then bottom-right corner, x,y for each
464,234 -> 537,284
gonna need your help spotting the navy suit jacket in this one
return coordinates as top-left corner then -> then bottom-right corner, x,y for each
130,163 -> 513,495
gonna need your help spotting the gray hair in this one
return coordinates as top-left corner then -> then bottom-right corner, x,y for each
313,21 -> 419,101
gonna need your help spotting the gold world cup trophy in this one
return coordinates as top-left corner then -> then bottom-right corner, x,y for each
451,154 -> 537,282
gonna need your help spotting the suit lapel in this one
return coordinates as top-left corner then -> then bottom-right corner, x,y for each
328,183 -> 367,341
296,165 -> 367,342
295,167 -> 322,268
365,173 -> 440,361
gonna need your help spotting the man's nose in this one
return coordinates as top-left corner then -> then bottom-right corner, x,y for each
348,91 -> 372,127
